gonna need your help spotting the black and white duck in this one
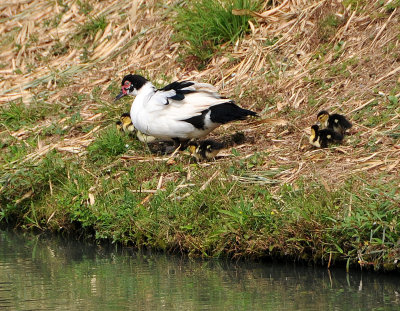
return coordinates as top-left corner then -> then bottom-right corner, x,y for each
115,74 -> 257,148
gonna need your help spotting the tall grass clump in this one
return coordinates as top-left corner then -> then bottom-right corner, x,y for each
87,126 -> 129,163
0,151 -> 66,224
0,99 -> 61,131
173,0 -> 261,67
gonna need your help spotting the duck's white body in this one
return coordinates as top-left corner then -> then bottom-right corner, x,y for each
130,82 -> 227,139
116,75 -> 257,142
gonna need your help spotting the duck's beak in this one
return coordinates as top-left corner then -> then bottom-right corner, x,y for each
115,91 -> 126,101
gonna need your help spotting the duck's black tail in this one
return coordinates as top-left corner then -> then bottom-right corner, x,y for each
209,101 -> 257,124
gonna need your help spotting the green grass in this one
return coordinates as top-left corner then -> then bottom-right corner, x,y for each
385,0 -> 400,12
328,56 -> 359,78
318,14 -> 343,42
72,13 -> 108,63
173,0 -> 261,67
386,124 -> 400,139
342,0 -> 368,11
0,26 -> 20,47
354,94 -> 400,128
73,14 -> 107,43
87,126 -> 131,163
51,40 -> 69,56
1,148 -> 399,270
1,139 -> 31,164
0,151 -> 66,225
0,98 -> 61,131
77,0 -> 93,15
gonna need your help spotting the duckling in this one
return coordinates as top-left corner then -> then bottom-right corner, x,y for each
309,125 -> 341,148
116,113 -> 157,143
119,113 -> 135,133
187,140 -> 225,161
116,120 -> 123,132
317,110 -> 352,139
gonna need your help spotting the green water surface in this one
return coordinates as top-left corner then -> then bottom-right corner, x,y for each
0,230 -> 399,310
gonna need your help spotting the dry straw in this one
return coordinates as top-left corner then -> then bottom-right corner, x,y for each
1,0 -> 399,188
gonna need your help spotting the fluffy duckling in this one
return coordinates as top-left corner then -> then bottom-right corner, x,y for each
118,113 -> 135,133
317,110 -> 352,139
115,74 -> 257,149
116,120 -> 123,132
309,125 -> 342,148
187,140 -> 225,161
116,113 -> 157,143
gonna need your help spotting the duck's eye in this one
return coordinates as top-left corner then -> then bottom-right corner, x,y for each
124,81 -> 131,87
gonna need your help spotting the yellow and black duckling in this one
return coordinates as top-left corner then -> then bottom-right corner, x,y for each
117,113 -> 135,133
116,120 -> 123,132
116,113 -> 157,143
317,110 -> 352,139
187,140 -> 225,161
309,124 -> 342,148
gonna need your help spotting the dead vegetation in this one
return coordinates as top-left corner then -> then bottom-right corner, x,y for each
1,0 -> 399,189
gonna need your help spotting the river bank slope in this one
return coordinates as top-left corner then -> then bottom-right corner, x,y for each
1,0 -> 399,271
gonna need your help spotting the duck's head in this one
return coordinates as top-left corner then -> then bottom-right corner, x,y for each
317,110 -> 329,127
115,74 -> 148,100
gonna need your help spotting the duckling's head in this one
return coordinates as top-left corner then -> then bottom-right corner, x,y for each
204,143 -> 220,158
317,110 -> 329,127
120,113 -> 131,125
309,125 -> 322,147
187,142 -> 199,155
120,113 -> 134,132
202,140 -> 224,158
310,124 -> 319,141
311,124 -> 319,130
115,74 -> 149,100
116,120 -> 123,132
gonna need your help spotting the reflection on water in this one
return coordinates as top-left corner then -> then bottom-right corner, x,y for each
0,230 -> 399,311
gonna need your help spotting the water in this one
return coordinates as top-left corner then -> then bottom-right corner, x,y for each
0,230 -> 399,311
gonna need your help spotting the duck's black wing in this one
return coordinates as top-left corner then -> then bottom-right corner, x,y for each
158,81 -> 196,101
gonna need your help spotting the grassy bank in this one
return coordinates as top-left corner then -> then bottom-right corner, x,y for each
1,146 -> 399,270
1,0 -> 400,271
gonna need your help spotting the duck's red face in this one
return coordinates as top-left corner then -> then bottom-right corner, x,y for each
115,74 -> 148,101
122,81 -> 131,95
115,80 -> 132,100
